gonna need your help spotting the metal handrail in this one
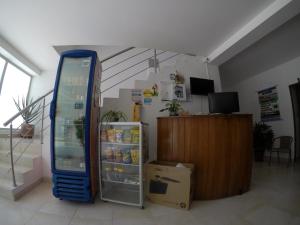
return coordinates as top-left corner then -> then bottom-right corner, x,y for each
103,49 -> 151,72
101,52 -> 180,93
101,51 -> 166,83
100,47 -> 135,63
3,89 -> 53,127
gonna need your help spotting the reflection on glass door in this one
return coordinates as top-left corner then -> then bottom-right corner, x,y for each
54,57 -> 91,172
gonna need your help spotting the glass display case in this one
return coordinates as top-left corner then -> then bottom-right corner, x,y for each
99,122 -> 148,208
50,50 -> 101,202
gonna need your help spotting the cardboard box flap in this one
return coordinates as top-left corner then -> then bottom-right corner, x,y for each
147,161 -> 194,173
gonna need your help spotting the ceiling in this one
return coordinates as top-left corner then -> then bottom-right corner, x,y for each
220,12 -> 300,88
0,0 -> 299,72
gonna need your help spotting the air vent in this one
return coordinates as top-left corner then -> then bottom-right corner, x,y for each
52,174 -> 91,202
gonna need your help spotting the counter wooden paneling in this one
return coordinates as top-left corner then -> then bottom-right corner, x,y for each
157,114 -> 253,200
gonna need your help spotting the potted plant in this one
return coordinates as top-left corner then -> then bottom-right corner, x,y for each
101,110 -> 127,123
74,116 -> 85,145
253,122 -> 274,161
159,99 -> 182,116
100,111 -> 127,142
13,97 -> 41,138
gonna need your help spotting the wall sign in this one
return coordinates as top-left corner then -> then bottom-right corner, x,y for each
131,89 -> 142,103
160,81 -> 187,101
160,81 -> 173,101
258,86 -> 281,122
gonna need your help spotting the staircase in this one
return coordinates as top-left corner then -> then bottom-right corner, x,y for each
0,138 -> 42,200
0,91 -> 52,200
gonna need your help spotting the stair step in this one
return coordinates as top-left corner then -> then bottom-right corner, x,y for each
0,143 -> 41,155
0,177 -> 21,200
0,177 -> 17,190
0,158 -> 42,201
0,162 -> 33,183
0,150 -> 40,158
0,138 -> 41,149
0,162 -> 33,173
0,151 -> 41,167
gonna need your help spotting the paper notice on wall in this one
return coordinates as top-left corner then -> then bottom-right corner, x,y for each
131,89 -> 142,103
143,97 -> 152,105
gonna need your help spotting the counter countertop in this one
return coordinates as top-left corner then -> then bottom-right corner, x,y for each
157,114 -> 252,119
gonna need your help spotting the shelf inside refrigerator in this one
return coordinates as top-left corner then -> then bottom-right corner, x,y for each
102,163 -> 139,181
101,145 -> 140,165
55,139 -> 85,147
101,142 -> 139,146
55,156 -> 86,172
102,160 -> 139,167
102,179 -> 139,185
101,182 -> 141,206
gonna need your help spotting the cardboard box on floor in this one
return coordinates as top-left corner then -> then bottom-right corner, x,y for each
145,161 -> 195,210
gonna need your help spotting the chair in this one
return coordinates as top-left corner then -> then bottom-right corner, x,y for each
269,136 -> 293,166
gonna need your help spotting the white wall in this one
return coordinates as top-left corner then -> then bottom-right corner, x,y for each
102,55 -> 221,160
223,56 -> 300,157
29,70 -> 56,177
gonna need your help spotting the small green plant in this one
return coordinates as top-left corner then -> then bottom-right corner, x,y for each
160,99 -> 182,116
74,116 -> 85,145
253,122 -> 274,149
13,96 -> 41,124
253,122 -> 274,161
101,110 -> 127,123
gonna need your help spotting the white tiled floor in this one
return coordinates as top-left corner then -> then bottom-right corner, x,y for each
0,162 -> 299,225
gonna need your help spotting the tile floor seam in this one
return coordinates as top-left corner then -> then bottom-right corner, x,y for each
68,207 -> 79,225
0,163 -> 299,225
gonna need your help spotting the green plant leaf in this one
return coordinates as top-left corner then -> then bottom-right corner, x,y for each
101,110 -> 127,122
13,96 -> 42,124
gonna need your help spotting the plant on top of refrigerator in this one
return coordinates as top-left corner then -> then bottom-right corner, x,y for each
13,96 -> 41,138
101,110 -> 127,123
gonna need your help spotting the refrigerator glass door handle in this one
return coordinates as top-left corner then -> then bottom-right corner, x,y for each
49,101 -> 55,121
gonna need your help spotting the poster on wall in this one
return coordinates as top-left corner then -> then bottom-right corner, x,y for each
160,81 -> 173,101
174,84 -> 187,101
258,86 -> 281,122
143,89 -> 153,105
143,97 -> 152,105
160,81 -> 187,101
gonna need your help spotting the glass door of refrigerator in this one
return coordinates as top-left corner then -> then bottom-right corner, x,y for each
54,57 -> 92,172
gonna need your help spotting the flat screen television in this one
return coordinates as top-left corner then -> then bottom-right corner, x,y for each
190,77 -> 214,95
208,92 -> 240,114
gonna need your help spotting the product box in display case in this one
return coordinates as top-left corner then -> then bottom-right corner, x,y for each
145,161 -> 194,210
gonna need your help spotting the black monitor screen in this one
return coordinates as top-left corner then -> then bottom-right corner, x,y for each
208,92 -> 240,114
190,77 -> 214,95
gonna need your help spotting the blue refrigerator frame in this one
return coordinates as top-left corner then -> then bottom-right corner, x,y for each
50,50 -> 98,202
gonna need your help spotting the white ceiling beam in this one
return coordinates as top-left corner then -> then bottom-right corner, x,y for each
207,0 -> 300,65
0,35 -> 41,76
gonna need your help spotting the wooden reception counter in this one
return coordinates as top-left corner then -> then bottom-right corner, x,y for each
157,114 -> 253,200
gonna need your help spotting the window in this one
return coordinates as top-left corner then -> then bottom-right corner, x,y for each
0,56 -> 31,128
0,57 -> 5,79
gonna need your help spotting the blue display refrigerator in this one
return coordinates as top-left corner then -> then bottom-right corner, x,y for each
50,50 -> 101,202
